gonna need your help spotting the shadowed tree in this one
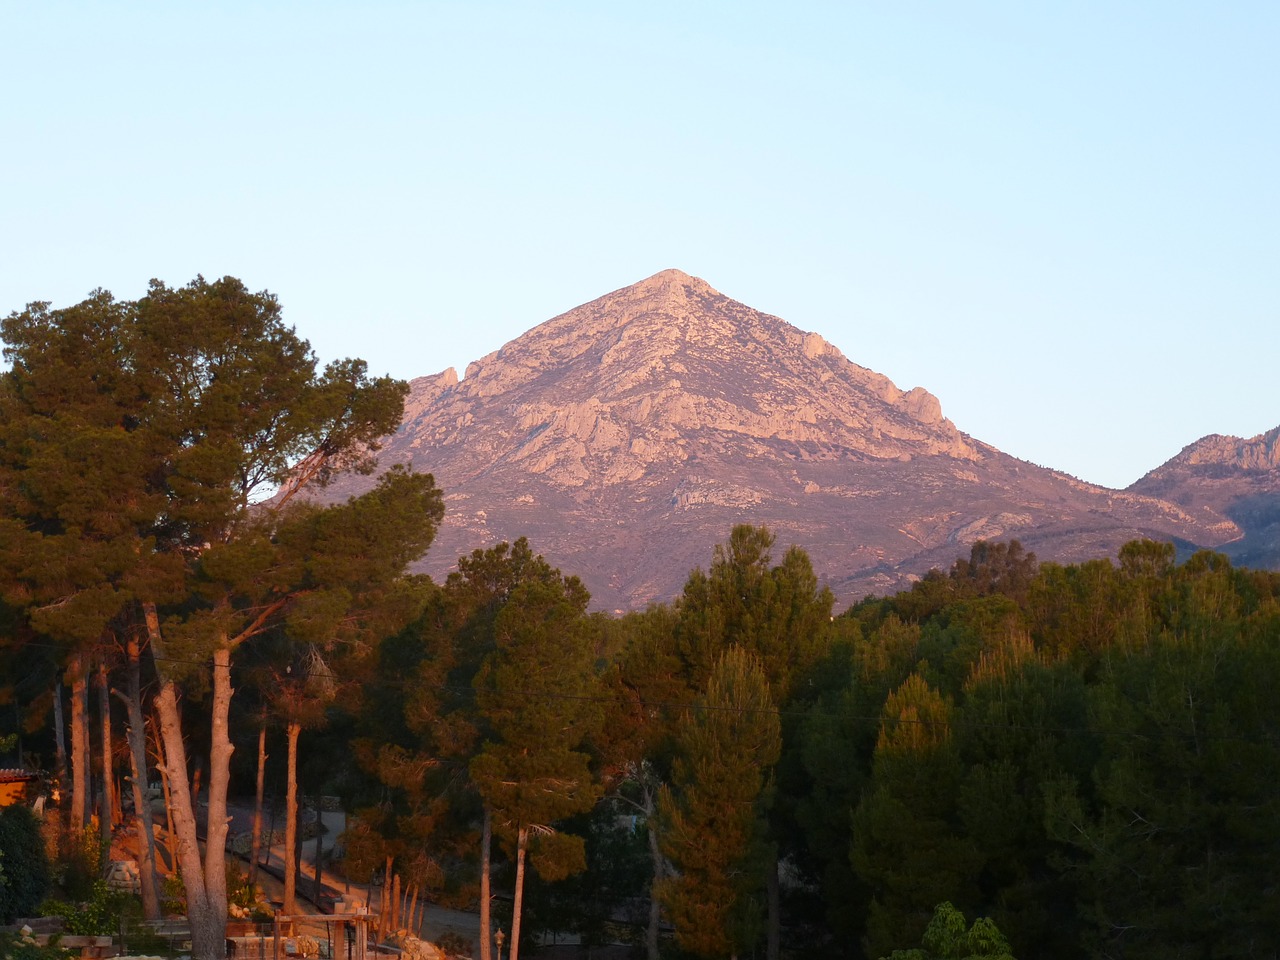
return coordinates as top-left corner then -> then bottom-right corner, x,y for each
470,573 -> 603,960
853,673 -> 980,959
657,647 -> 781,960
671,525 -> 834,960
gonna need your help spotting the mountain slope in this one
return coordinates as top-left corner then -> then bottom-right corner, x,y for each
328,270 -> 1244,610
1129,426 -> 1280,569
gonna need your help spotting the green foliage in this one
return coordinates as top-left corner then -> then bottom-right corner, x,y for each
854,674 -> 980,959
0,928 -> 72,960
435,931 -> 474,960
471,571 -> 603,873
674,525 -> 835,702
160,873 -> 187,916
0,805 -> 51,923
225,859 -> 259,913
881,901 -> 1016,959
520,800 -> 650,946
39,880 -> 125,935
1049,615 -> 1280,957
658,647 -> 781,958
51,826 -> 105,903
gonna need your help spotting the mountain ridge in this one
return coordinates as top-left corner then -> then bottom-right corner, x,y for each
326,270 -> 1268,610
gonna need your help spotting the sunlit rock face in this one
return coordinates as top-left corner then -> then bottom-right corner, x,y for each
327,270 -> 1250,611
1129,426 -> 1280,570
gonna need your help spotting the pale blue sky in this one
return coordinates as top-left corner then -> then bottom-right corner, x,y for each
3,2 -> 1276,489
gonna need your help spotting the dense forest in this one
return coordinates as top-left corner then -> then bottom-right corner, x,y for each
1,281 -> 1277,960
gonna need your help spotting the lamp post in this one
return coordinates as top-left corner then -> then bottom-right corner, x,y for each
494,928 -> 505,960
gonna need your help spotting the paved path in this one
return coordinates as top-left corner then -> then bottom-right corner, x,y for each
225,803 -> 484,950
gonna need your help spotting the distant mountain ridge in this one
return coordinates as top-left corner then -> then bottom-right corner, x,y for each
1129,426 -> 1280,570
325,270 -> 1272,610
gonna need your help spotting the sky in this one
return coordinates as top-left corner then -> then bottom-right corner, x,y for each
2,2 -> 1276,490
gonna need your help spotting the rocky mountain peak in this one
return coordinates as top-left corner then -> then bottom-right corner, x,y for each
333,271 -> 1256,611
399,270 -> 978,487
1171,426 -> 1280,472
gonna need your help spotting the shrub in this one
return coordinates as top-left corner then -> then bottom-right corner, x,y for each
39,879 -> 127,936
0,805 -> 52,923
0,926 -> 72,960
54,826 -> 105,901
437,931 -> 474,959
160,874 -> 186,916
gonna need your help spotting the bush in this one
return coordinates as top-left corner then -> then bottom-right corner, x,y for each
40,879 -> 127,935
0,927 -> 72,960
437,931 -> 474,959
54,825 -> 105,901
160,874 -> 186,916
0,805 -> 52,923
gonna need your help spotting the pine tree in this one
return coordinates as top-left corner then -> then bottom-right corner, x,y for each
657,647 -> 781,959
853,673 -> 980,959
469,568 -> 603,960
0,278 -> 442,959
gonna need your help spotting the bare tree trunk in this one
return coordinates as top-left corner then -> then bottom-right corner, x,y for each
68,653 -> 89,829
265,799 -> 277,870
376,855 -> 393,946
117,636 -> 161,920
249,723 -> 267,887
204,646 -> 234,925
146,604 -> 225,960
479,809 -> 491,960
154,673 -> 222,956
644,789 -> 664,960
509,825 -> 528,960
284,720 -> 300,915
152,714 -> 178,874
53,677 -> 68,797
97,661 -> 115,861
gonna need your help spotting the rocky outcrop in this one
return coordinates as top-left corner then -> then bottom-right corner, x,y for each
1129,425 -> 1280,569
326,270 -> 1260,611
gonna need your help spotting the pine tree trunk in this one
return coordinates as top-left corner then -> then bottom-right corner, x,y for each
249,723 -> 267,887
146,603 -> 225,960
154,672 -> 222,957
69,653 -> 89,829
203,646 -> 234,931
377,856 -> 393,945
479,808 -> 492,960
284,720 -> 300,915
509,825 -> 528,960
152,716 -> 178,874
53,678 -> 68,797
120,637 -> 161,920
97,661 -> 115,861
644,792 -> 664,960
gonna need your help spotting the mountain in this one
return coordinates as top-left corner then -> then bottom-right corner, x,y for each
1129,426 -> 1280,570
327,269 -> 1252,611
